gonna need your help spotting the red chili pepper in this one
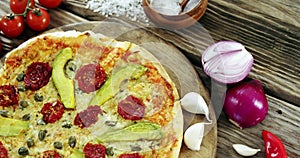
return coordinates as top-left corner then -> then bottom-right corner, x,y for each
262,130 -> 288,158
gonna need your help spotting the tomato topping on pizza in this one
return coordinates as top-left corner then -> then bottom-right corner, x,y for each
0,141 -> 8,158
83,143 -> 106,158
41,100 -> 65,123
75,63 -> 106,93
74,106 -> 102,128
24,62 -> 52,90
41,150 -> 61,158
118,95 -> 145,120
0,85 -> 18,107
119,153 -> 144,158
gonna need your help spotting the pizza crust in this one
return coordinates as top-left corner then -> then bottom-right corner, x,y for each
1,30 -> 183,158
128,43 -> 183,157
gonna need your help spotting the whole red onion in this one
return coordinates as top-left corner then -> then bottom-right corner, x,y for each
223,79 -> 268,129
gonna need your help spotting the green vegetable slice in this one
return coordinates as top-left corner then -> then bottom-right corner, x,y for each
97,122 -> 162,142
70,149 -> 84,158
52,47 -> 75,109
0,116 -> 29,136
90,64 -> 147,106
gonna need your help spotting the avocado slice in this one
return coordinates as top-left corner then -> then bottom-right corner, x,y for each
0,116 -> 29,136
52,47 -> 75,109
97,122 -> 163,142
90,64 -> 147,106
70,150 -> 84,158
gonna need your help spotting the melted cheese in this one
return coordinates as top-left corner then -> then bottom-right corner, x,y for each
0,31 -> 179,157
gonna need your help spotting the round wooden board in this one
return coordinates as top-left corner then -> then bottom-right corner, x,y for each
46,21 -> 217,158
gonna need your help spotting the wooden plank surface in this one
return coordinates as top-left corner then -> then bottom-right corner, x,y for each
60,0 -> 300,106
0,0 -> 299,157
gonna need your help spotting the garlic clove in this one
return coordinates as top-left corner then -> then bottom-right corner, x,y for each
232,144 -> 261,157
184,123 -> 205,151
180,92 -> 211,122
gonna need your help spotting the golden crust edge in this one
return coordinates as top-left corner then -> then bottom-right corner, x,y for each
128,43 -> 183,158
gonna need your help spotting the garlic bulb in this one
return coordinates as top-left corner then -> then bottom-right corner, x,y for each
184,123 -> 205,151
232,144 -> 261,157
180,92 -> 211,122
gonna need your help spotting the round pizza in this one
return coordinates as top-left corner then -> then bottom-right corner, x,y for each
0,31 -> 183,157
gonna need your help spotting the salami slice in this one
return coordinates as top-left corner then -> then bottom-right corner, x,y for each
83,143 -> 106,158
0,141 -> 8,158
118,95 -> 145,120
74,106 -> 102,128
0,85 -> 18,107
41,101 -> 64,123
41,150 -> 61,158
75,63 -> 106,93
24,62 -> 52,90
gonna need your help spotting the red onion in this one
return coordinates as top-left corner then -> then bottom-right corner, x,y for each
223,79 -> 268,129
201,41 -> 254,84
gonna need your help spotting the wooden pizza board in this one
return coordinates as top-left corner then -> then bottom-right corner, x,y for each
45,21 -> 217,158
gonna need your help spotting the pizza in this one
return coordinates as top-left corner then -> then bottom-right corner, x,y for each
0,31 -> 183,157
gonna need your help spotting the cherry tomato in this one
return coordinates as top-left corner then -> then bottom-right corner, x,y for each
10,0 -> 35,14
26,8 -> 50,31
0,13 -> 25,38
38,0 -> 62,9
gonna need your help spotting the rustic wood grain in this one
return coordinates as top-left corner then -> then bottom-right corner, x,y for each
200,0 -> 300,106
195,66 -> 300,158
61,0 -> 300,106
0,0 -> 299,157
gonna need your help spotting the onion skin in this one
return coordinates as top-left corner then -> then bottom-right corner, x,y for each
224,79 -> 268,129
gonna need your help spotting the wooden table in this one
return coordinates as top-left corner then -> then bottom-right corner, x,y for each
0,0 -> 299,157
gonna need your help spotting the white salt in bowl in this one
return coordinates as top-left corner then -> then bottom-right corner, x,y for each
142,0 -> 208,30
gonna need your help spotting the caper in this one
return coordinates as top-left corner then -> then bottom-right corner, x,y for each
68,136 -> 76,148
16,73 -> 25,81
106,147 -> 114,156
36,118 -> 46,125
22,114 -> 31,121
38,130 -> 47,141
130,144 -> 142,151
62,120 -> 72,128
65,60 -> 77,79
18,146 -> 29,155
34,93 -> 43,102
66,60 -> 77,71
19,100 -> 29,109
104,120 -> 117,127
54,141 -> 63,149
26,138 -> 35,148
17,84 -> 26,92
0,110 -> 8,117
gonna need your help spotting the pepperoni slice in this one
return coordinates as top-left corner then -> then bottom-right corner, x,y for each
41,150 -> 60,158
24,62 -> 52,91
0,141 -> 8,158
118,95 -> 145,120
83,143 -> 106,158
41,101 -> 64,123
0,85 -> 18,107
119,153 -> 144,158
75,63 -> 106,93
74,106 -> 102,128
